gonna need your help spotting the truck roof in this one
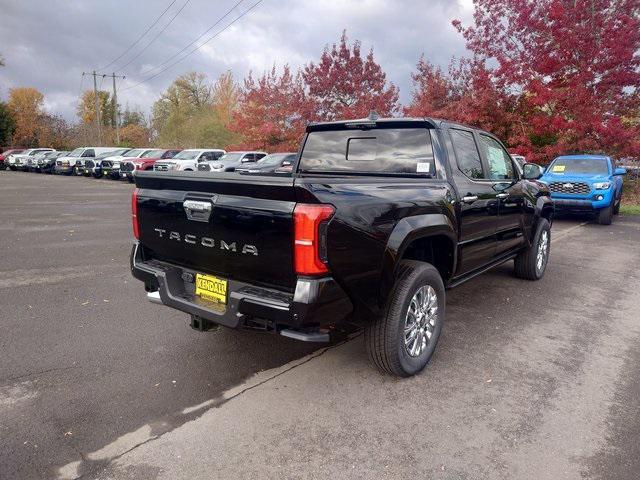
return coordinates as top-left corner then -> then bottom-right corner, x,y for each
306,116 -> 476,132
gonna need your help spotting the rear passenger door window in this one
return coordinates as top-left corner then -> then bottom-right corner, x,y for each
478,135 -> 515,180
450,129 -> 484,179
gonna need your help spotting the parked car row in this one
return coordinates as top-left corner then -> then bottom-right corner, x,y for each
1,146 -> 298,181
2,144 -> 624,229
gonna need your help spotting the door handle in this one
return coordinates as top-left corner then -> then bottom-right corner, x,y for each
496,193 -> 509,199
461,195 -> 479,203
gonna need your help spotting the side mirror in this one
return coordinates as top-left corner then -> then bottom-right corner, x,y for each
614,167 -> 626,176
523,163 -> 544,180
282,160 -> 292,166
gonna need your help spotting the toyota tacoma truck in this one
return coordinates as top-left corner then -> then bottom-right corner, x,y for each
539,154 -> 626,225
131,116 -> 553,377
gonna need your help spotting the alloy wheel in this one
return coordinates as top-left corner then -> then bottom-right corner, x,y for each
404,285 -> 438,357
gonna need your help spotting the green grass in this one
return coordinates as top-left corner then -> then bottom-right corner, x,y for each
620,178 -> 640,215
620,204 -> 640,215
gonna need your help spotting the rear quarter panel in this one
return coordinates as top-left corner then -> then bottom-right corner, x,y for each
294,176 -> 456,318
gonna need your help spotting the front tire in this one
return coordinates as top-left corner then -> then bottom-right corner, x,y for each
598,203 -> 613,225
613,195 -> 621,215
365,260 -> 445,377
514,218 -> 550,280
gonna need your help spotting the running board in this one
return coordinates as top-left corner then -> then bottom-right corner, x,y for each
280,329 -> 330,342
447,253 -> 518,289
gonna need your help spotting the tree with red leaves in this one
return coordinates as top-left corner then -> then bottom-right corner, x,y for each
405,57 -> 519,143
453,0 -> 640,162
230,65 -> 308,151
303,31 -> 399,121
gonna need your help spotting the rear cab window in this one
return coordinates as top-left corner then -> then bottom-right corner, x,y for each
299,127 -> 435,176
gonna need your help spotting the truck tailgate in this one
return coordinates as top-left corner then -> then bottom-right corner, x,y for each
135,172 -> 297,290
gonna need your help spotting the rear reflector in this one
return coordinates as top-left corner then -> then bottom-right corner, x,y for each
293,204 -> 334,275
132,188 -> 140,239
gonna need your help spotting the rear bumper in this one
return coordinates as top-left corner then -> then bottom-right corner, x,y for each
130,242 -> 353,335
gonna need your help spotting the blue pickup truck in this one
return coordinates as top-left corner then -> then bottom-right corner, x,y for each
539,154 -> 626,225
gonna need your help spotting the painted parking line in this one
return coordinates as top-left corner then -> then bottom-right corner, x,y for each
552,221 -> 588,243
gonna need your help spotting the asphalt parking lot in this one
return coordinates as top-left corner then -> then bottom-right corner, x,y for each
1,171 -> 639,480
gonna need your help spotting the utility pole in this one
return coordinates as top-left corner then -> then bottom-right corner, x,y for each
103,73 -> 126,145
92,70 -> 101,146
83,71 -> 102,145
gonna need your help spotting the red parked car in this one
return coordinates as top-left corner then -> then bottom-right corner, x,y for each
119,149 -> 181,181
0,148 -> 25,170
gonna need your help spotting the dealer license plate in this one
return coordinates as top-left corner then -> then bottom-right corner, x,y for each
195,273 -> 227,304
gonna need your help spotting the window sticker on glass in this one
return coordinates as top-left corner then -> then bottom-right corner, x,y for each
416,162 -> 431,173
552,165 -> 566,172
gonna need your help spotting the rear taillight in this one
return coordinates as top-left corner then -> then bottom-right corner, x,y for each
132,188 -> 140,239
293,204 -> 334,275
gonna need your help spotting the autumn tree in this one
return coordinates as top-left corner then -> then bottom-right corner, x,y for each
7,87 -> 45,147
230,65 -> 308,151
212,71 -> 240,126
121,105 -> 146,127
152,71 -> 236,148
0,102 -> 15,146
453,0 -> 640,161
405,57 -> 518,144
37,114 -> 72,149
119,123 -> 150,147
303,31 -> 399,121
77,90 -> 115,127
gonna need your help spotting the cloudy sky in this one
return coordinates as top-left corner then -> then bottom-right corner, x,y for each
0,0 -> 474,121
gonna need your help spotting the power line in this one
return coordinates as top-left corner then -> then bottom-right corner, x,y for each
137,0 -> 246,78
115,0 -> 192,72
122,0 -> 264,92
97,0 -> 178,72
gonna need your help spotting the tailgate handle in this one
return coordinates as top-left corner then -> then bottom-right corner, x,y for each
183,199 -> 214,222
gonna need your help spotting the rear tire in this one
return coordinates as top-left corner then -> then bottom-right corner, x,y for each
598,203 -> 613,225
514,218 -> 550,280
365,260 -> 445,377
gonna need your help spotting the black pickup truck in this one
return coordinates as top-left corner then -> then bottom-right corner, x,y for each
131,117 -> 553,377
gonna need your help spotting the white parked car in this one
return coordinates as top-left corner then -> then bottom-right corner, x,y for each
197,151 -> 267,172
101,148 -> 157,179
84,148 -> 132,178
54,147 -> 118,175
154,149 -> 225,172
9,148 -> 55,171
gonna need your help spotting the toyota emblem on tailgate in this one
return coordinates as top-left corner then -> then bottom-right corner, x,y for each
183,197 -> 216,222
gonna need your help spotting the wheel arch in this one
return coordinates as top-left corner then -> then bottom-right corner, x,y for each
533,196 -> 554,244
380,214 -> 457,304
